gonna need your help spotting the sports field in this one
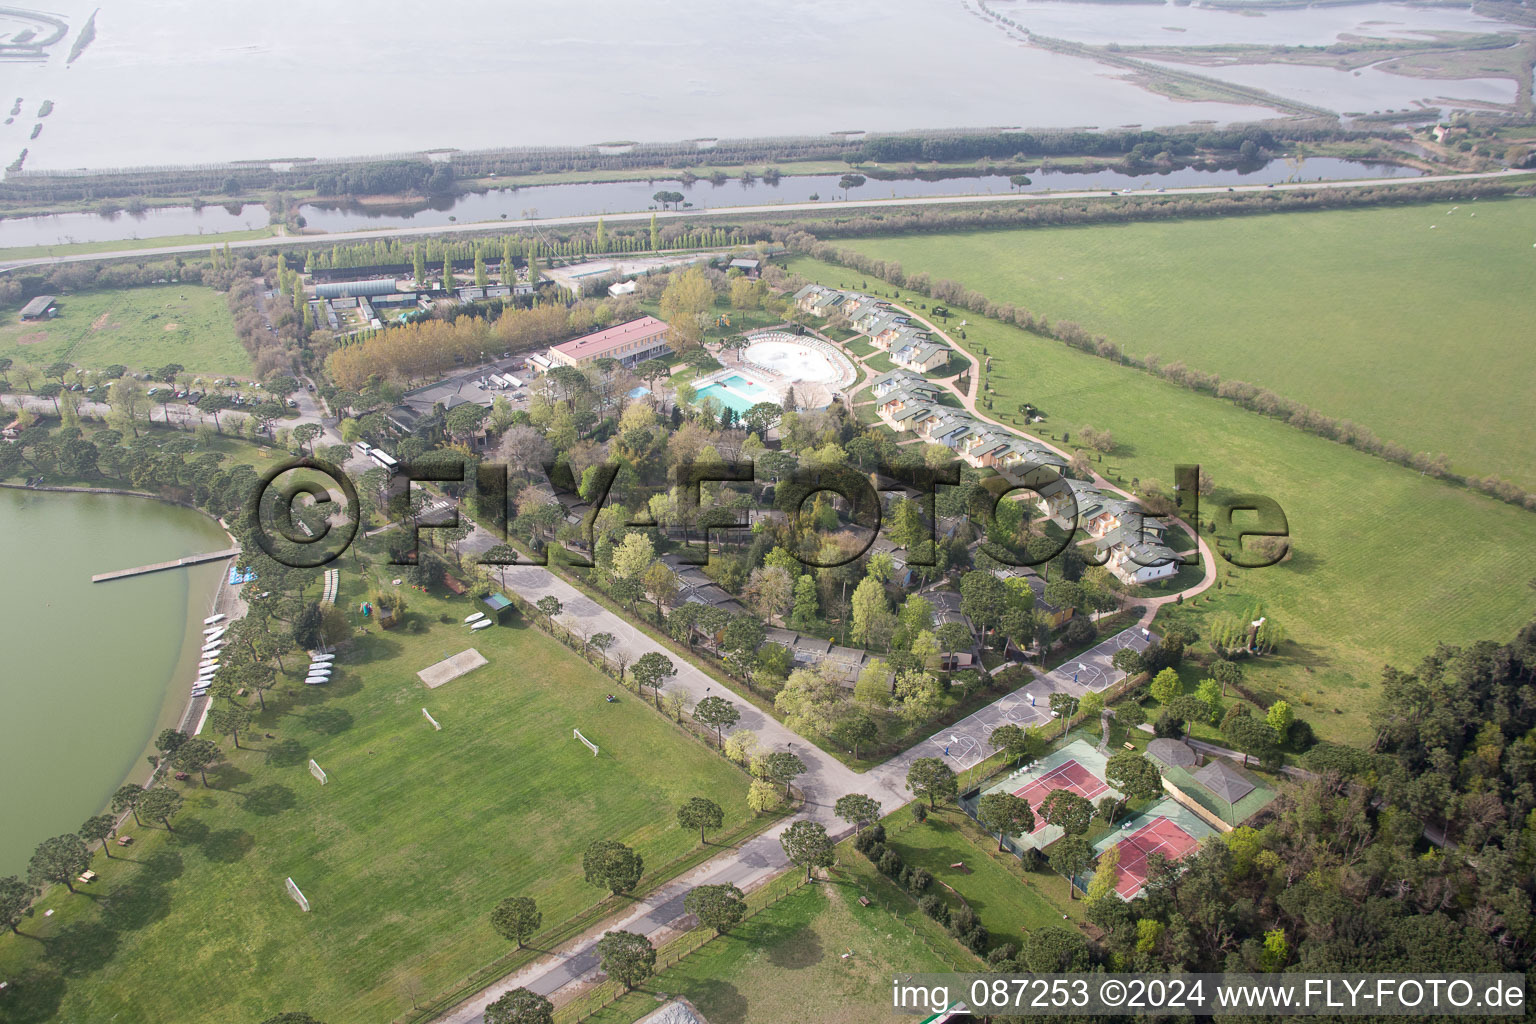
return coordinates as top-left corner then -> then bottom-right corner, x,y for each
837,199 -> 1536,488
1,285 -> 251,377
791,256 -> 1536,744
0,581 -> 753,1024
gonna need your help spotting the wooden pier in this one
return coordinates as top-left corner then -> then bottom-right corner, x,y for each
91,547 -> 241,583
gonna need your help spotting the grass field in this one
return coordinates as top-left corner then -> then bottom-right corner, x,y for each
579,881 -> 957,1024
834,199 -> 1536,488
0,573 -> 753,1024
791,256 -> 1536,745
1,285 -> 251,377
0,226 -> 277,261
863,807 -> 1087,953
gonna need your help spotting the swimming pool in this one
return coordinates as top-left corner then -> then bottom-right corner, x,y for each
694,371 -> 777,415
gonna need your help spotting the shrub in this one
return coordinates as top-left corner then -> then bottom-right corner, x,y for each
1286,718 -> 1316,752
1153,711 -> 1184,738
912,804 -> 928,825
878,849 -> 905,877
906,867 -> 933,894
987,943 -> 1019,969
1021,847 -> 1046,871
852,829 -> 880,855
959,924 -> 990,954
864,841 -> 888,864
918,894 -> 950,925
949,905 -> 980,938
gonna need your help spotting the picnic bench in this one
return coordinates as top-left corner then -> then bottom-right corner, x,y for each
115,835 -> 133,847
78,870 -> 97,884
857,896 -> 870,907
1123,742 -> 1136,750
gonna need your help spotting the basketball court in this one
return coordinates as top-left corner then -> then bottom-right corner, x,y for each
1044,624 -> 1156,696
1088,797 -> 1214,899
903,683 -> 1054,773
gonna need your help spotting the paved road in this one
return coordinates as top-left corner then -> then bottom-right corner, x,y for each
1,169 -> 1521,274
442,517 -> 1166,1019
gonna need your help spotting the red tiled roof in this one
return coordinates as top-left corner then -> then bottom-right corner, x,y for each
552,316 -> 670,360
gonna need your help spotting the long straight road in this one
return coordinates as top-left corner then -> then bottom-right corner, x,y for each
2,168 -> 1522,275
443,520 -> 1159,1020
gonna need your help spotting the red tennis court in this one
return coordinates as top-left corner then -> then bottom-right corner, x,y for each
1011,759 -> 1109,832
1109,816 -> 1200,898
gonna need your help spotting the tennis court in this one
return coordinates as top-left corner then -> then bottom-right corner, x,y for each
1012,759 -> 1108,831
1085,798 -> 1215,899
1110,815 -> 1200,897
966,739 -> 1121,852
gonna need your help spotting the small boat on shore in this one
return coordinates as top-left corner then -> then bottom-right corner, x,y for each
203,613 -> 225,625
304,676 -> 329,686
310,653 -> 335,663
465,612 -> 485,623
471,620 -> 493,630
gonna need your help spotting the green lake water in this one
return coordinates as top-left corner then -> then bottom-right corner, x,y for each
0,488 -> 228,875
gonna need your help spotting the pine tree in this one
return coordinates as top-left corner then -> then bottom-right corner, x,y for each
501,237 -> 514,285
413,244 -> 426,290
596,217 -> 608,253
474,248 -> 488,288
650,213 -> 659,251
442,254 -> 453,292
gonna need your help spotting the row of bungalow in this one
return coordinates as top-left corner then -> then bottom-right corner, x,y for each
793,285 -> 950,374
871,369 -> 1181,586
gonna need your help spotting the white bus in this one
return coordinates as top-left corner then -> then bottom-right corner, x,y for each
354,441 -> 374,456
370,449 -> 399,473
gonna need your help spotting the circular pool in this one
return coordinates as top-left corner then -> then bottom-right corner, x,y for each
742,332 -> 855,386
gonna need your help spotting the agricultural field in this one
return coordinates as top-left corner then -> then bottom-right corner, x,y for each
834,199 -> 1536,489
0,575 -> 754,1024
1,285 -> 251,377
580,881 -> 959,1024
790,256 -> 1536,745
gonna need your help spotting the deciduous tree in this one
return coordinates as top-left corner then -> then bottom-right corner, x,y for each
677,797 -> 724,844
906,757 -> 957,809
780,819 -> 834,882
490,896 -> 542,950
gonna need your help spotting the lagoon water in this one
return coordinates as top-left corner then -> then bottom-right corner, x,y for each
0,489 -> 227,874
0,1 -> 1526,174
0,156 -> 1419,247
5,0 -> 1281,172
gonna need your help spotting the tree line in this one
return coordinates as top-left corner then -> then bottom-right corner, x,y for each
777,179 -> 1536,512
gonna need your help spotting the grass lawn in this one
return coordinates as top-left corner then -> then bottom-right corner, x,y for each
869,806 -> 1087,955
578,881 -> 957,1024
1,285 -> 251,377
0,226 -> 277,261
790,256 -> 1536,745
0,573 -> 753,1024
835,199 -> 1536,488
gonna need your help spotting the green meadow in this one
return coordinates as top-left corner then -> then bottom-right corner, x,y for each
791,255 -> 1536,744
834,199 -> 1536,488
0,575 -> 753,1024
2,285 -> 251,377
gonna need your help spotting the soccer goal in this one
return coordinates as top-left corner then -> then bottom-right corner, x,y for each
422,708 -> 442,731
309,759 -> 328,785
285,877 -> 310,913
574,728 -> 598,757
